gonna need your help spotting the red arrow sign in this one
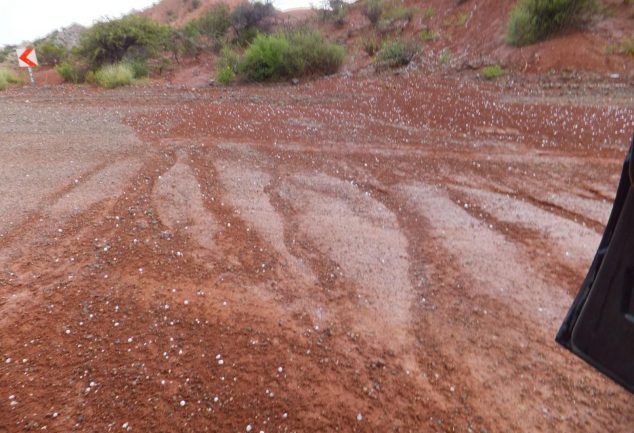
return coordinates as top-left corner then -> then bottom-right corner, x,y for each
18,48 -> 37,68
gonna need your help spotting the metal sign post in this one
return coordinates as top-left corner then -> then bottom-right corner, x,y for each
27,67 -> 35,87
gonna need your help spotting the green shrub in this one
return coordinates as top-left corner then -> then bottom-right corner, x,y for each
376,39 -> 418,67
217,66 -> 236,84
420,28 -> 440,42
215,45 -> 240,84
362,0 -> 384,25
35,42 -> 67,66
217,45 -> 240,71
78,15 -> 172,67
0,68 -> 20,90
93,63 -> 135,88
423,7 -> 435,18
239,31 -> 344,81
480,64 -> 506,80
55,62 -> 82,83
506,0 -> 597,46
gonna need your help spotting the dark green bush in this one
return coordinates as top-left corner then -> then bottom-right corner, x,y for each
78,15 -> 172,67
239,31 -> 345,81
506,0 -> 597,46
231,1 -> 276,33
376,39 -> 418,67
128,60 -> 149,78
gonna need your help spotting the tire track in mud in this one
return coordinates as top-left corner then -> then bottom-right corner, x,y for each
396,181 -> 634,432
211,143 -> 417,353
278,173 -> 415,347
456,186 -> 600,274
153,154 -> 217,251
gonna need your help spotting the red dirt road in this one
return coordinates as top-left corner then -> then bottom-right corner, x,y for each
1,73 -> 634,432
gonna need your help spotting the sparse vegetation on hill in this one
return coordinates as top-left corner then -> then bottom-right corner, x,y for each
506,0 -> 597,46
182,4 -> 231,52
78,15 -> 172,67
375,38 -> 418,68
317,0 -> 349,27
0,45 -> 17,64
362,0 -> 384,25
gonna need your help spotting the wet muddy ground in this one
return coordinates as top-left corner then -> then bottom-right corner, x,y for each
1,73 -> 634,432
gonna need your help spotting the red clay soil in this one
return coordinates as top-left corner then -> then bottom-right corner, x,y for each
1,70 -> 634,432
321,0 -> 634,75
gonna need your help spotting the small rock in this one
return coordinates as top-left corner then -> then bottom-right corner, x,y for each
291,78 -> 299,85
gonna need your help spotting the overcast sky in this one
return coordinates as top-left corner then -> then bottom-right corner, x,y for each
0,0 -> 313,46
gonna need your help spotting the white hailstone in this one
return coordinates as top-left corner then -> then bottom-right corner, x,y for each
89,381 -> 97,387
356,413 -> 363,422
213,396 -> 219,403
5,358 -> 11,364
277,367 -> 283,373
122,422 -> 129,429
65,329 -> 71,335
246,425 -> 252,432
8,395 -> 15,400
282,413 -> 288,419
180,400 -> 186,407
184,300 -> 189,305
218,359 -> 224,365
